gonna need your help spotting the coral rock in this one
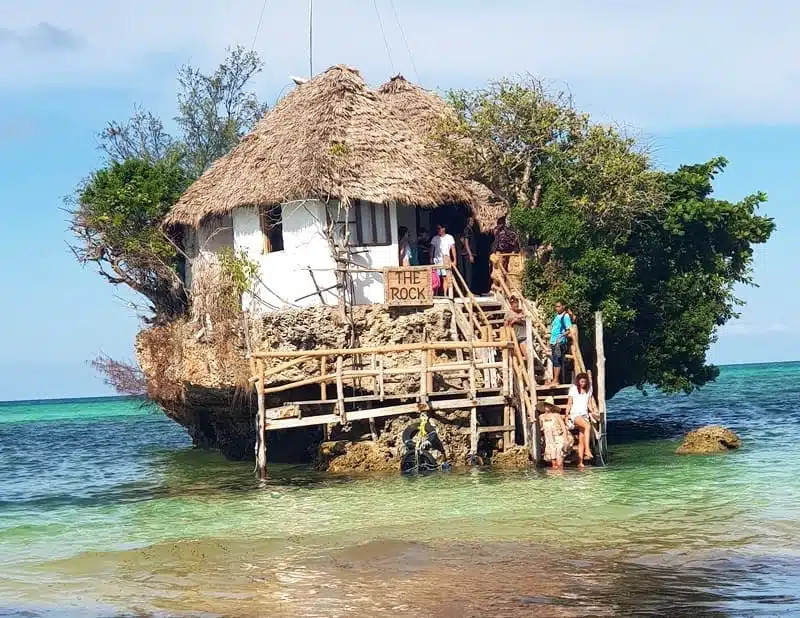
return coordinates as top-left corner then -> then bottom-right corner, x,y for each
676,425 -> 742,455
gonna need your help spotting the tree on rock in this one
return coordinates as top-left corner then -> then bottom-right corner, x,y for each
69,46 -> 269,324
439,77 -> 775,397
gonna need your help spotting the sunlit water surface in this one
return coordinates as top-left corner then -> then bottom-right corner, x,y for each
0,363 -> 798,616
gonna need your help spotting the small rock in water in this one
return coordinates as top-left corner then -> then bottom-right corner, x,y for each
676,424 -> 742,455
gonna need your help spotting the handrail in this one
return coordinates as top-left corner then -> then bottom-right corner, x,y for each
448,264 -> 493,340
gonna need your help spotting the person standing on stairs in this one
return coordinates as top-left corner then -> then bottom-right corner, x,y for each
548,301 -> 572,386
504,295 -> 527,361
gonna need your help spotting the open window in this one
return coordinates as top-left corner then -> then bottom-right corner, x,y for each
259,205 -> 284,253
352,200 -> 391,246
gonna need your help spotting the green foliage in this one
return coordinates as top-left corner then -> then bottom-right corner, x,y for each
445,77 -> 775,397
71,157 -> 191,320
72,46 -> 269,322
218,248 -> 260,313
79,158 -> 189,261
515,160 -> 773,397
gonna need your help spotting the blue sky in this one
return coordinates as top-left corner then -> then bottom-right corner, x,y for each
0,0 -> 795,400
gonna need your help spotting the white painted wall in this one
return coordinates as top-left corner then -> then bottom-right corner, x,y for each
232,200 -> 402,313
183,216 -> 234,289
181,200 -> 405,314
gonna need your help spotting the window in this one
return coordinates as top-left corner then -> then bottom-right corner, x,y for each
259,205 -> 284,253
353,200 -> 391,246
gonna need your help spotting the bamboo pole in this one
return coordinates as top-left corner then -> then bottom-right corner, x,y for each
470,406 -> 478,457
595,311 -> 608,459
378,357 -> 385,401
252,340 -> 505,359
335,355 -> 345,420
368,353 -> 377,439
248,355 -> 312,383
255,359 -> 267,479
420,349 -> 428,404
320,355 -> 327,400
426,349 -> 435,393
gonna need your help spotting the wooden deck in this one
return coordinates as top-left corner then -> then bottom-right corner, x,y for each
247,258 -> 608,477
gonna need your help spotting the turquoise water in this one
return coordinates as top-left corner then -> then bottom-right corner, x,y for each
0,363 -> 798,616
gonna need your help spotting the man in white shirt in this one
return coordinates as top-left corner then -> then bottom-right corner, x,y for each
430,223 -> 456,295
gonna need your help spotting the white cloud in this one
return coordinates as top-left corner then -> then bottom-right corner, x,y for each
1,0 -> 799,129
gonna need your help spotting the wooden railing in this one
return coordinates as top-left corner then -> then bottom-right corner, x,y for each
250,338 -> 519,477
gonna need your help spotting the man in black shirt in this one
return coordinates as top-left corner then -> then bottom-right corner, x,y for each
459,216 -> 477,292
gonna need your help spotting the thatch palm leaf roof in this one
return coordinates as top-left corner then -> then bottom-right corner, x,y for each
377,75 -> 507,233
166,66 -> 472,227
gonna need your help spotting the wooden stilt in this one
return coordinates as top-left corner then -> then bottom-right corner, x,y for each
420,349 -> 428,404
426,348 -> 435,393
255,358 -> 267,479
595,311 -> 608,459
320,355 -> 328,400
378,357 -> 385,401
335,355 -> 345,421
470,406 -> 478,457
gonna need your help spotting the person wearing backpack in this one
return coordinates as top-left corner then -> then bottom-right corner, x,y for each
548,301 -> 572,386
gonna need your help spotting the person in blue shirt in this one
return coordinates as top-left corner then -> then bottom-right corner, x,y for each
548,301 -> 572,385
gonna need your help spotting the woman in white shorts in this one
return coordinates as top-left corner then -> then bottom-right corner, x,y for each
565,372 -> 599,468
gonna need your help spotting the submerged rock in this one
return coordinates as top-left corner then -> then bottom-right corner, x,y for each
676,425 -> 742,455
491,446 -> 531,469
323,441 -> 398,473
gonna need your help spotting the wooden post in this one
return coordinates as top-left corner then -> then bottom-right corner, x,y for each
426,349 -> 435,394
335,355 -> 345,421
470,406 -> 478,458
420,349 -> 428,404
501,343 -> 510,398
320,355 -> 328,400
594,311 -> 608,459
501,330 -> 513,450
378,356 -> 385,401
526,317 -> 540,465
468,357 -> 477,400
255,358 -> 267,479
368,353 -> 378,440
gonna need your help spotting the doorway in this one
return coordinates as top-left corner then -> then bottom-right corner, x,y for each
419,205 -> 491,295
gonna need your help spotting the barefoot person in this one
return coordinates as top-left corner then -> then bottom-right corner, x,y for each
566,372 -> 598,468
548,301 -> 572,385
504,295 -> 527,361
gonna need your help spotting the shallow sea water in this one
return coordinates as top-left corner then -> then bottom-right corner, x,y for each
0,363 -> 798,616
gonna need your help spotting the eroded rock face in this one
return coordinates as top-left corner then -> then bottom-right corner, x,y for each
136,304 -> 457,462
676,425 -> 742,455
315,411 -> 475,473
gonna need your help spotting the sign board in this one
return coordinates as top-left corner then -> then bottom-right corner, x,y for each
383,266 -> 433,306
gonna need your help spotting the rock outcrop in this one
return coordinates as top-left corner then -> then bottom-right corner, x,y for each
676,425 -> 742,455
136,304 -> 457,462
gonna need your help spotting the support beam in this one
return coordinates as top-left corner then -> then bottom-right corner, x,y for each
255,359 -> 267,479
262,396 -> 507,431
595,311 -> 608,459
335,355 -> 345,420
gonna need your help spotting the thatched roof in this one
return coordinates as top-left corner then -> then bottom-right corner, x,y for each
166,65 -> 472,227
377,75 -> 508,233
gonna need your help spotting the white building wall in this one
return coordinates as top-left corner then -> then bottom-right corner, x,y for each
232,200 -> 401,313
183,216 -> 234,289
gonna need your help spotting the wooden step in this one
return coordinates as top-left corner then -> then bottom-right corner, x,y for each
477,425 -> 515,434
